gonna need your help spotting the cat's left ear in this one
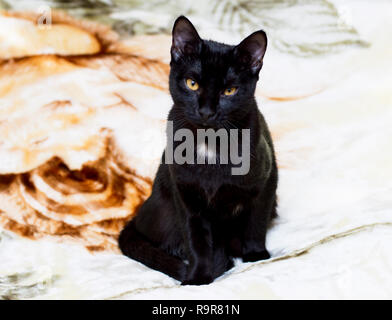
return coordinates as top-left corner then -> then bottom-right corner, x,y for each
171,16 -> 202,61
234,30 -> 267,74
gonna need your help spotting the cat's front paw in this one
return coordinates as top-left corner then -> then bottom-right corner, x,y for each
242,249 -> 270,262
181,274 -> 214,286
181,265 -> 214,286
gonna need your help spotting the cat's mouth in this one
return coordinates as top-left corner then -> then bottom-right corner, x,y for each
201,121 -> 215,128
186,115 -> 222,129
195,120 -> 221,130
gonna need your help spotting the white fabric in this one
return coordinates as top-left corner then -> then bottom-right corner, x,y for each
0,0 -> 391,299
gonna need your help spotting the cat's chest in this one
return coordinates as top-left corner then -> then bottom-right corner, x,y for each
196,142 -> 217,163
174,166 -> 258,214
174,161 -> 236,196
186,179 -> 258,220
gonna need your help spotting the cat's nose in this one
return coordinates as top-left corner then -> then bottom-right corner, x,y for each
198,107 -> 215,121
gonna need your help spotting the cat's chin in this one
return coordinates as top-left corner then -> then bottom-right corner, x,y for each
187,120 -> 223,130
198,123 -> 220,130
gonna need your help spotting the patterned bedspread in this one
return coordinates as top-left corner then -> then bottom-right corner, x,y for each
0,0 -> 391,299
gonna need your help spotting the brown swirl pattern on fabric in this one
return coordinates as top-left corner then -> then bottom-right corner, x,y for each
0,10 -> 170,251
67,54 -> 169,91
0,149 -> 151,252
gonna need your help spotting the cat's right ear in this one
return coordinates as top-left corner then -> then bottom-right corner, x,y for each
171,16 -> 201,61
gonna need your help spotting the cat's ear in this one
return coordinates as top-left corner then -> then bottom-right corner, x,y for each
234,30 -> 267,74
171,16 -> 201,61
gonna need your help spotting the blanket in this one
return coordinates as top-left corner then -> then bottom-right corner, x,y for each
0,0 -> 391,299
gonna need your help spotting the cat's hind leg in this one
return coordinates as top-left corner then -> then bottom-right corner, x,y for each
119,220 -> 187,282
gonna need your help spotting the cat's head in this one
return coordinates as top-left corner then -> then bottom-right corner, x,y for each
169,16 -> 267,129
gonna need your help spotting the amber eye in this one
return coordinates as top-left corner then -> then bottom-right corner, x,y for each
186,78 -> 199,91
224,87 -> 238,96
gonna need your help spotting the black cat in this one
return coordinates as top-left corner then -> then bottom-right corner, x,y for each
119,16 -> 278,285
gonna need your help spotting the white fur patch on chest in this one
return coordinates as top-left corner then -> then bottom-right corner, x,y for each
232,204 -> 243,216
196,142 -> 216,162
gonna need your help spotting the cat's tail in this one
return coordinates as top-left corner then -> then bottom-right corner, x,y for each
118,220 -> 187,282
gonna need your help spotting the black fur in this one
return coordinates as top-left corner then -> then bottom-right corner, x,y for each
119,16 -> 278,285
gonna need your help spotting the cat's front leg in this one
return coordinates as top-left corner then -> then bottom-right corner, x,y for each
241,195 -> 274,263
242,171 -> 278,262
181,215 -> 215,285
242,218 -> 270,262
